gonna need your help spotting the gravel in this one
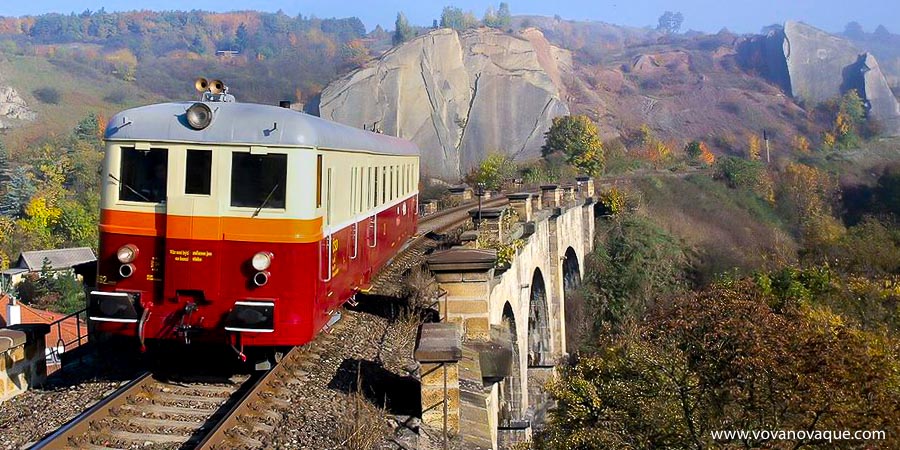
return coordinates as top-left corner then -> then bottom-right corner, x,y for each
265,308 -> 421,450
0,353 -> 142,450
1,308 -> 423,450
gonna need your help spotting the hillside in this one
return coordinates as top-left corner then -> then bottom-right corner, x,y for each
0,10 -> 898,181
0,54 -> 162,151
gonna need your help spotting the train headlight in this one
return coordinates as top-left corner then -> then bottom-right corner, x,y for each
251,252 -> 273,271
117,244 -> 139,263
186,102 -> 213,130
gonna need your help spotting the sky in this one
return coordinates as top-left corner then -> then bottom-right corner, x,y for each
2,0 -> 898,35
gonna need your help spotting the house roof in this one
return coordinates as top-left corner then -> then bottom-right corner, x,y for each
16,247 -> 96,271
1,295 -> 87,353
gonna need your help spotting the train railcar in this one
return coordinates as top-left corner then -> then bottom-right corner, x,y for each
89,81 -> 419,360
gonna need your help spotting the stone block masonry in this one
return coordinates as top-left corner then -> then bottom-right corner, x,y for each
1,324 -> 49,402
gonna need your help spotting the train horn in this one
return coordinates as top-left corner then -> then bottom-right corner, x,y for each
209,79 -> 226,95
194,77 -> 210,92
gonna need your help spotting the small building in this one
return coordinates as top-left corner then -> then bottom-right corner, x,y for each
2,247 -> 97,290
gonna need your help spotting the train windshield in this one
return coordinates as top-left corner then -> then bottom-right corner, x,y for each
230,152 -> 287,209
119,147 -> 168,203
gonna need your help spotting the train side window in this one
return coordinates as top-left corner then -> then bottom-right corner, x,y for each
120,147 -> 168,203
356,167 -> 364,212
375,166 -> 381,207
368,166 -> 374,209
316,155 -> 323,208
231,153 -> 287,209
185,150 -> 212,195
381,166 -> 386,205
350,167 -> 356,214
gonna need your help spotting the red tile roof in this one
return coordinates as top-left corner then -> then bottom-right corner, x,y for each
0,295 -> 87,355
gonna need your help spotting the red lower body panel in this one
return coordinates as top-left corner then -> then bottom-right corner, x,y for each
93,196 -> 417,348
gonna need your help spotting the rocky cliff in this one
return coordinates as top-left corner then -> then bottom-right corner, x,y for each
750,21 -> 900,135
0,85 -> 35,129
319,28 -> 571,180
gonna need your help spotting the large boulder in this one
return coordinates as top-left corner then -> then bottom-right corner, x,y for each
0,85 -> 35,129
756,21 -> 900,135
319,28 -> 571,180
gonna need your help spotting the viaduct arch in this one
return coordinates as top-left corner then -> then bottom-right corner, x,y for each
419,181 -> 596,449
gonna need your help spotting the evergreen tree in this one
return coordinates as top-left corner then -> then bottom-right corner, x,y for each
497,2 -> 512,28
393,12 -> 415,45
73,113 -> 100,142
0,141 -> 10,186
483,7 -> 498,28
0,166 -> 36,217
235,23 -> 249,52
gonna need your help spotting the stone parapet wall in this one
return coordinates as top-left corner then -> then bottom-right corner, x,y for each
0,324 -> 49,402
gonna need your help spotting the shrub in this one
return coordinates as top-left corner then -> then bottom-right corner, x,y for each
597,186 -> 628,216
32,87 -> 60,104
103,89 -> 129,104
714,156 -> 773,202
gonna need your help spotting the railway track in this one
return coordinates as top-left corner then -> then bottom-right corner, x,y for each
367,195 -> 510,296
32,196 -> 504,450
32,317 -> 353,450
30,370 -> 258,449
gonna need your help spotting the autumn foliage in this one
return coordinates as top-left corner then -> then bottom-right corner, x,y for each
542,115 -> 605,176
539,279 -> 900,449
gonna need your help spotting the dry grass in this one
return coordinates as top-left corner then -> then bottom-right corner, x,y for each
336,367 -> 390,450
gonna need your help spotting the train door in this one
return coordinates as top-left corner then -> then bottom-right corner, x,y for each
319,157 -> 334,283
164,147 -> 222,339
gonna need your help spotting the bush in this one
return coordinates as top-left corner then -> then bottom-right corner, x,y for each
714,156 -> 773,201
103,89 -> 129,104
32,87 -> 61,104
584,214 -> 691,326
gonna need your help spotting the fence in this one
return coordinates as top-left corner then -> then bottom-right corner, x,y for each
45,308 -> 88,374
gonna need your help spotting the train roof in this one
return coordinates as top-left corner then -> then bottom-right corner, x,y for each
104,101 -> 419,157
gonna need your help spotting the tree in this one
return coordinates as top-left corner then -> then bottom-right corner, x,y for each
393,12 -> 415,45
833,89 -> 866,148
685,140 -> 714,166
73,113 -> 101,142
844,21 -> 865,39
440,6 -> 477,30
235,22 -> 249,51
874,24 -> 891,38
0,166 -> 35,217
539,280 -> 900,449
656,11 -> 684,34
483,7 -> 498,28
542,115 -> 605,176
467,153 -> 517,191
497,2 -> 511,29
0,141 -> 10,186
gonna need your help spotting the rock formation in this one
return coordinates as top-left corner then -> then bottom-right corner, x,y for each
319,28 -> 571,180
0,85 -> 35,129
745,21 -> 900,135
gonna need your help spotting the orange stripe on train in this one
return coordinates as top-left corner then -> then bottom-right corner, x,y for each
100,209 -> 324,243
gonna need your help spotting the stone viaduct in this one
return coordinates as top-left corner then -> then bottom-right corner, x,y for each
415,177 -> 596,449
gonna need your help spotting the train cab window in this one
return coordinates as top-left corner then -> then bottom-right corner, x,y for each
231,153 -> 287,209
185,150 -> 212,195
119,147 -> 168,203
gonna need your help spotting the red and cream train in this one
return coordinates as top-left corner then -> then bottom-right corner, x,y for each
90,81 -> 419,360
